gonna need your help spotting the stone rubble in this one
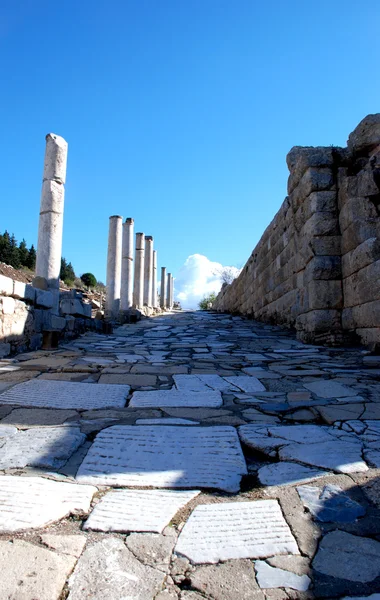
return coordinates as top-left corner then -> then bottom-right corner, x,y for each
0,310 -> 379,599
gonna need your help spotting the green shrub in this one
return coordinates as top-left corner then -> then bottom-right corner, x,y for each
198,292 -> 217,310
81,272 -> 97,289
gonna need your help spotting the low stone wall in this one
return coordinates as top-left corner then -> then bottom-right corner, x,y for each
213,114 -> 380,347
0,274 -> 101,357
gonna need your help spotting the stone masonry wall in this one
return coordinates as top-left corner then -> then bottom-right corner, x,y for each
213,114 -> 380,347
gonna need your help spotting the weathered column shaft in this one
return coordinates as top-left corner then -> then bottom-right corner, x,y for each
153,250 -> 158,308
120,218 -> 134,311
143,236 -> 154,307
170,274 -> 174,308
166,273 -> 172,309
160,267 -> 167,309
106,215 -> 123,317
133,233 -> 145,308
35,133 -> 68,313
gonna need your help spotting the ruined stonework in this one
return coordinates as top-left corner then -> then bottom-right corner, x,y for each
213,114 -> 380,346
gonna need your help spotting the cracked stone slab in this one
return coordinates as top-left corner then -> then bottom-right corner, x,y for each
84,489 -> 200,533
0,538 -> 81,600
239,424 -> 368,474
0,379 -> 130,409
296,484 -> 366,522
303,380 -> 358,398
175,500 -> 299,563
189,560 -> 265,600
1,407 -> 79,427
0,475 -> 96,532
76,425 -> 247,492
258,462 -> 328,487
67,537 -> 165,600
130,389 -> 223,408
0,425 -> 86,469
255,560 -> 311,591
222,375 -> 266,393
313,530 -> 380,583
125,527 -> 177,571
173,374 -> 239,392
40,534 -> 87,558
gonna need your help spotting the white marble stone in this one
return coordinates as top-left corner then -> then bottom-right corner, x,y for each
76,425 -> 247,492
0,426 -> 85,469
258,462 -> 328,487
175,500 -> 299,563
0,425 -> 18,438
0,475 -> 96,532
173,374 -> 239,392
255,560 -> 311,591
130,390 -> 222,408
84,489 -> 199,533
106,215 -> 123,317
224,376 -> 266,393
239,424 -> 368,474
0,379 -> 130,409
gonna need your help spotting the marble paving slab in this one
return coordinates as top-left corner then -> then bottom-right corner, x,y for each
0,426 -> 86,469
173,374 -> 239,392
0,379 -> 130,410
84,489 -> 200,533
0,475 -> 96,532
76,425 -> 247,492
224,376 -> 266,393
129,390 -> 222,408
175,500 -> 299,563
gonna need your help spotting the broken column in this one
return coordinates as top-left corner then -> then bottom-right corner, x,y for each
143,236 -> 154,307
106,215 -> 122,318
153,250 -> 158,308
133,233 -> 145,308
160,267 -> 167,309
120,218 -> 134,312
35,133 -> 68,314
170,274 -> 174,309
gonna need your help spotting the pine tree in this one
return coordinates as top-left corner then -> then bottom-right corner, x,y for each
65,262 -> 76,283
9,234 -> 20,268
25,244 -> 36,270
0,231 -> 12,264
18,239 -> 29,266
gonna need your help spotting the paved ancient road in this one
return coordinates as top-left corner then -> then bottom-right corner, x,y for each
0,310 -> 379,599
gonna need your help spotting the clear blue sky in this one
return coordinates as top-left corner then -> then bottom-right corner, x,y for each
0,0 -> 379,283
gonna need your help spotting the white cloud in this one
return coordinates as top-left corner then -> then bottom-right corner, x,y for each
173,254 -> 241,309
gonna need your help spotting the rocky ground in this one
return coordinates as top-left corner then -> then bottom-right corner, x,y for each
0,310 -> 379,600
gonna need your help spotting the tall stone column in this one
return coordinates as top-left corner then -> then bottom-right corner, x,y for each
153,250 -> 158,308
170,274 -> 174,309
120,218 -> 134,312
143,236 -> 154,307
35,133 -> 68,314
160,267 -> 167,309
166,273 -> 172,309
133,233 -> 145,308
106,215 -> 123,318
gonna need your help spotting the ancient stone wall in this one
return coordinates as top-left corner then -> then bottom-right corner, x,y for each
213,114 -> 380,347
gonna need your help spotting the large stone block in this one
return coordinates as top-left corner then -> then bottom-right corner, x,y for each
302,212 -> 340,238
0,275 -> 13,296
347,113 -> 380,154
342,236 -> 380,278
343,260 -> 380,307
355,327 -> 380,346
13,280 -> 36,303
341,218 -> 380,255
357,166 -> 380,197
296,309 -> 342,334
291,168 -> 335,208
286,147 -> 335,194
36,289 -> 54,308
60,298 -> 91,318
308,280 -> 343,310
342,299 -> 380,330
1,296 -> 16,315
339,196 -> 378,233
304,256 -> 342,283
310,236 -> 341,256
